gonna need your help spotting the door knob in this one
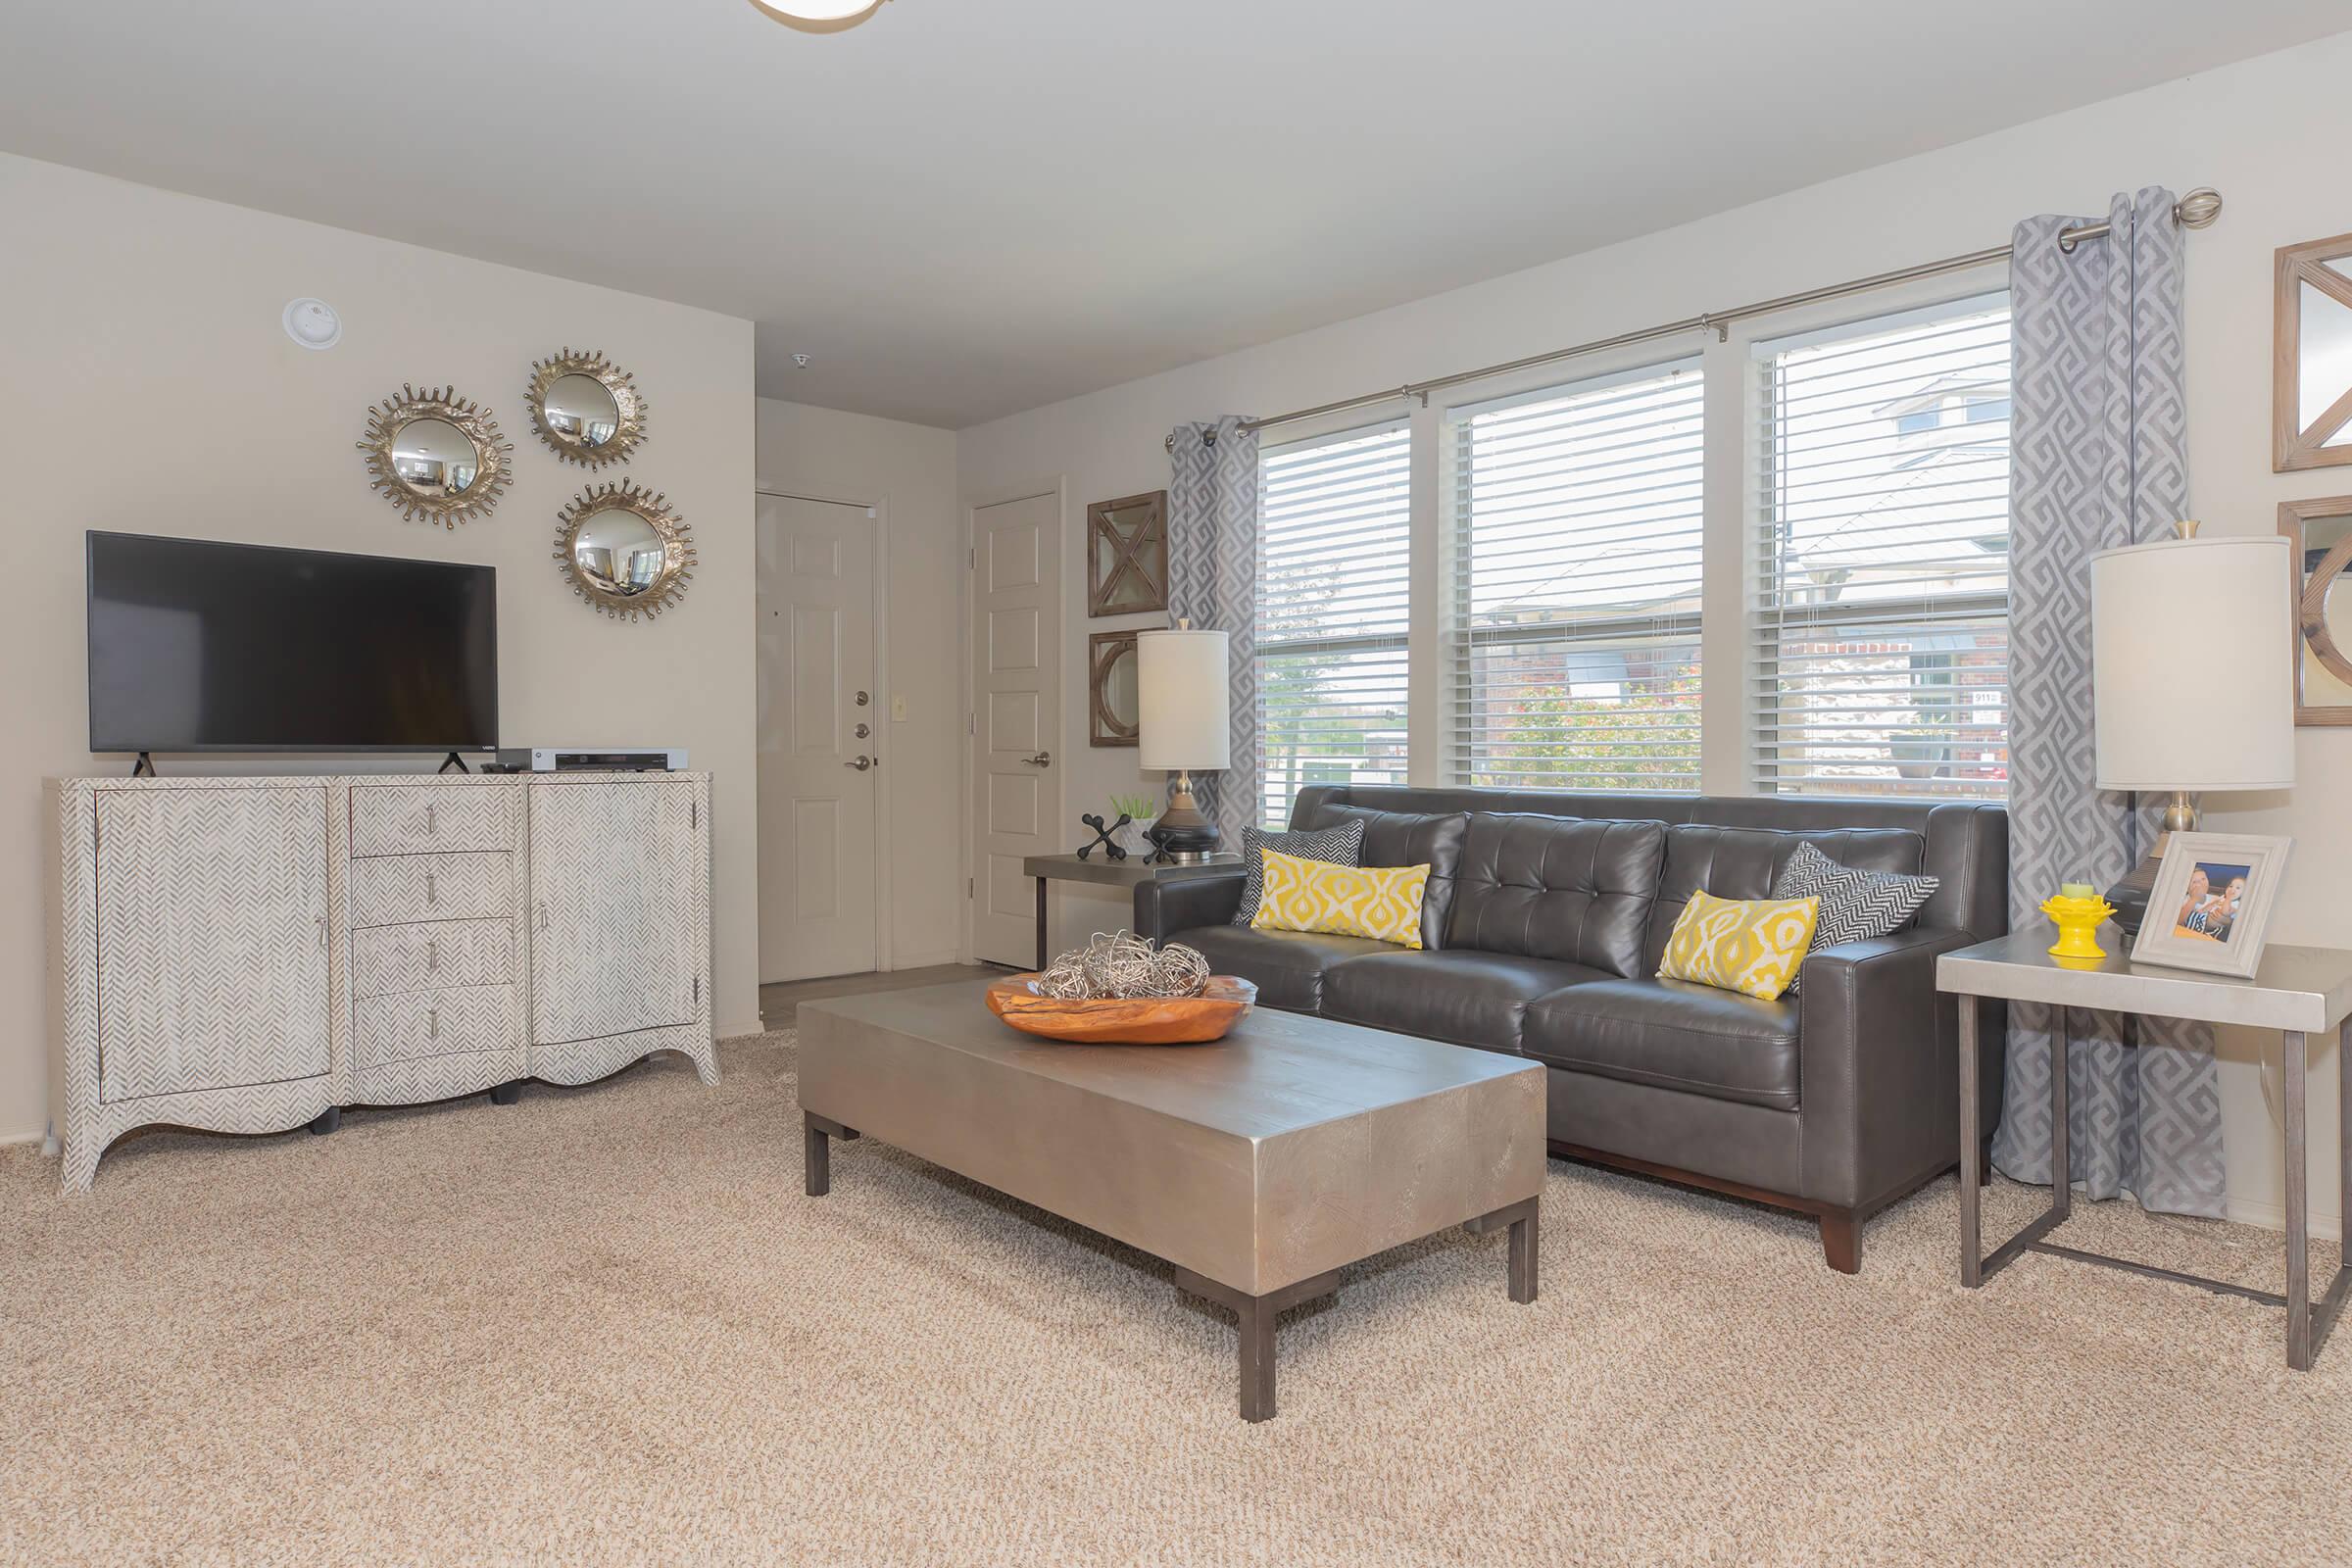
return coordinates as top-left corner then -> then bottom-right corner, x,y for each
846,755 -> 874,771
1022,751 -> 1052,767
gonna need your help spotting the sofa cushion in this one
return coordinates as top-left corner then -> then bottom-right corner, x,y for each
1523,977 -> 1802,1111
1291,803 -> 1470,952
1322,950 -> 1614,1054
1445,813 -> 1666,977
1641,824 -> 1925,975
1167,924 -> 1397,1013
1233,818 -> 1363,927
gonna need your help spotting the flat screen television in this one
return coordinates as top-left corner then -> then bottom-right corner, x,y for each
87,531 -> 498,755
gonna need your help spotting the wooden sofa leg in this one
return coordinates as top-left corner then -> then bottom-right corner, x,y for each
1819,1210 -> 1860,1274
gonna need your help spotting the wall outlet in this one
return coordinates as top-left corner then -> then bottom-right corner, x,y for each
891,694 -> 907,721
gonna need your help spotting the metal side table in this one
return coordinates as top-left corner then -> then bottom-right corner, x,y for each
1021,853 -> 1244,969
1939,934 -> 2352,1370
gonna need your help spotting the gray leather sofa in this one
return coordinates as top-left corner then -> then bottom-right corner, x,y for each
1134,785 -> 2008,1273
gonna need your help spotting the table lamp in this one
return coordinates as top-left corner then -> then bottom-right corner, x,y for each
1138,620 -> 1231,863
2089,524 -> 2294,932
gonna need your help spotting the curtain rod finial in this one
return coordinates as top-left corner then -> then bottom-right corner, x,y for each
2178,188 -> 2222,230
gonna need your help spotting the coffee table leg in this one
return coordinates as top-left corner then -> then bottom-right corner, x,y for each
804,1112 -> 858,1198
1173,1264 -> 1342,1423
804,1112 -> 829,1197
1239,1296 -> 1276,1422
1509,1203 -> 1539,1303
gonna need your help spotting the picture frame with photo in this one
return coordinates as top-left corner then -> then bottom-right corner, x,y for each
2130,831 -> 2292,979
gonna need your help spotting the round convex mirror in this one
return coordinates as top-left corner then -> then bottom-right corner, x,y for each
544,373 -> 622,449
573,509 -> 664,596
359,385 -> 511,527
555,479 -> 696,621
390,416 -> 483,498
526,350 -> 648,467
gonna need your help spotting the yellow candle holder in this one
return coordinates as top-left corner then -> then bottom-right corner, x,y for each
2039,892 -> 2116,962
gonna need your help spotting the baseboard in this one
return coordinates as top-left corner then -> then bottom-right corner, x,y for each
891,949 -> 962,970
0,1128 -> 48,1150
716,1016 -> 765,1040
2223,1194 -> 2343,1234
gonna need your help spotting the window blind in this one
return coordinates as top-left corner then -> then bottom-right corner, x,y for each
1751,295 -> 2012,799
1255,422 -> 1411,828
1445,361 -> 1704,791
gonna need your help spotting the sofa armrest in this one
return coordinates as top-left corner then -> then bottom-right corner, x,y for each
1133,871 -> 1246,943
1796,926 -> 1989,1210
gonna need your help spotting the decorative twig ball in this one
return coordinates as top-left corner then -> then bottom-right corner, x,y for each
1035,930 -> 1211,1001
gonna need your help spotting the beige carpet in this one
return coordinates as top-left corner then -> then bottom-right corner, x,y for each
4,1030 -> 2349,1566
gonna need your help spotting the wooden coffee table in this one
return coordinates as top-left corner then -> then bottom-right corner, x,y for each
798,979 -> 1545,1421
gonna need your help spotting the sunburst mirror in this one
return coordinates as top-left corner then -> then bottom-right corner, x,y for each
554,479 -> 696,621
525,349 -> 649,468
357,385 -> 513,528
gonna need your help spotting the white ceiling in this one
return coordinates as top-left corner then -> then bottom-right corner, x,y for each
3,2 -> 2342,428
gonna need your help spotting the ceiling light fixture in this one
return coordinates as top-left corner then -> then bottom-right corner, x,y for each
747,0 -> 888,32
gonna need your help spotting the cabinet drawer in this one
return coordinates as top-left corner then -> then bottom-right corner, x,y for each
354,985 -> 514,1068
351,785 -> 516,857
351,919 -> 513,997
349,852 -> 514,928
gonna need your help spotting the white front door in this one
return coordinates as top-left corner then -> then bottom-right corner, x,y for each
968,489 -> 1061,968
758,494 -> 880,983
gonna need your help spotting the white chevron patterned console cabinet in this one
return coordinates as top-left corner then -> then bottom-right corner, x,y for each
43,771 -> 714,1192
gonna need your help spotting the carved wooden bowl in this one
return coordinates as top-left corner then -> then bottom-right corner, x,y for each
984,975 -> 1258,1044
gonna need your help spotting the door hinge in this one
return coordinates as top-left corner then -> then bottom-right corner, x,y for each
968,877 -> 975,898
693,974 -> 700,1006
967,711 -> 975,736
691,801 -> 698,831
967,547 -> 975,569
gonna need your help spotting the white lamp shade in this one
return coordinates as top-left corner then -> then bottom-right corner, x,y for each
2090,534 -> 2294,792
1137,627 -> 1230,772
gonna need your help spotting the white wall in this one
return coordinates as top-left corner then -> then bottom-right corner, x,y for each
0,152 -> 760,1144
956,32 -> 2352,1228
754,399 -> 962,966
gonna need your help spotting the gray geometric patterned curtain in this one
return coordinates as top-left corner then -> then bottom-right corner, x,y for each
1165,417 -> 1261,845
1992,188 -> 2225,1216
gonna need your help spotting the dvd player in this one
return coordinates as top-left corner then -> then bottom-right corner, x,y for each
495,747 -> 686,772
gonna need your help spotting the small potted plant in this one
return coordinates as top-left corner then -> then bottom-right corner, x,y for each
1110,793 -> 1158,859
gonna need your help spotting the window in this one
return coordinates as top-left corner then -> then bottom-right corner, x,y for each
1255,422 -> 1411,827
1445,361 -> 1705,790
1752,295 -> 2012,798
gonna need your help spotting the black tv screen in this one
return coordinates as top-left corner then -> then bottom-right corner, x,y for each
87,532 -> 498,754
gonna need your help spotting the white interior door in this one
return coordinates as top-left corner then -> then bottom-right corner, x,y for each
968,490 -> 1061,968
758,494 -> 880,983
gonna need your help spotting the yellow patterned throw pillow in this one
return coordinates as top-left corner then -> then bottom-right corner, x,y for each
1250,848 -> 1431,949
1656,889 -> 1821,1002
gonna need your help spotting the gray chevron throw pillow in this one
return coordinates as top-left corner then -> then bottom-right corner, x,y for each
1769,839 -> 1938,995
1233,819 -> 1365,926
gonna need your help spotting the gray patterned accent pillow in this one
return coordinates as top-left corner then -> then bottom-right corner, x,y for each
1233,820 -> 1364,927
1769,839 -> 1939,995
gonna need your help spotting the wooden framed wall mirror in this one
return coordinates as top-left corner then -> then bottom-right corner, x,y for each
2276,231 -> 2352,471
1089,629 -> 1142,746
2281,495 -> 2352,724
1086,490 -> 1167,616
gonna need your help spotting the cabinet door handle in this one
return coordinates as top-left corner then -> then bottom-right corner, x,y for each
427,939 -> 439,972
425,803 -> 437,835
425,870 -> 436,906
316,915 -> 326,950
428,1008 -> 439,1041
536,902 -> 548,932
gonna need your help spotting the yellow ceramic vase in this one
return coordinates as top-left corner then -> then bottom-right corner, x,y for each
2039,892 -> 2116,962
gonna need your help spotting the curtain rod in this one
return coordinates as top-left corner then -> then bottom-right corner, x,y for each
1171,187 -> 2221,449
